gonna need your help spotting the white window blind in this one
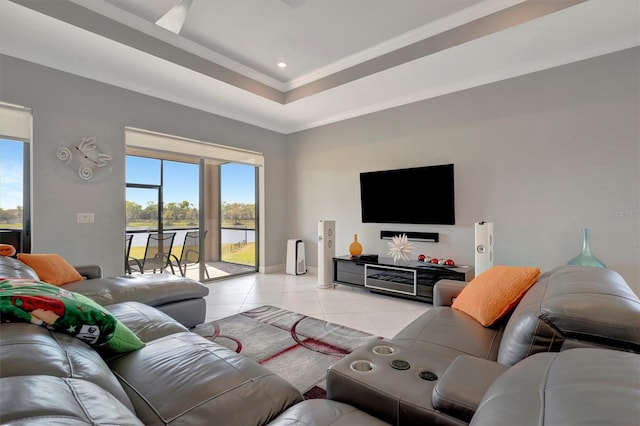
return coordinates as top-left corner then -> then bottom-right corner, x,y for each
125,127 -> 264,166
0,102 -> 32,142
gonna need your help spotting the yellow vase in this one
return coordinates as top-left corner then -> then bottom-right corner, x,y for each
349,234 -> 363,256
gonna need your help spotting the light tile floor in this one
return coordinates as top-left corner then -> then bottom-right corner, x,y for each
203,272 -> 431,339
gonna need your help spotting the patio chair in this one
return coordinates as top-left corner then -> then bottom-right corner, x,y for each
171,230 -> 210,279
124,233 -> 142,274
129,232 -> 177,274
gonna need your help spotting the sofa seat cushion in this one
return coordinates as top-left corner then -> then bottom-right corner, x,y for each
471,349 -> 640,426
269,400 -> 391,426
108,331 -> 303,425
106,301 -> 189,343
391,307 -> 505,362
61,273 -> 208,307
0,375 -> 142,425
0,323 -> 134,412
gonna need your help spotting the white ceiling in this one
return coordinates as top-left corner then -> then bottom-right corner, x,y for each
1,0 -> 639,133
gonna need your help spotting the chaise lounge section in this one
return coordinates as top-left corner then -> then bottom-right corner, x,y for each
0,255 -> 209,327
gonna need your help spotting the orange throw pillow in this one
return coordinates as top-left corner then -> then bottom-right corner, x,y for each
0,244 -> 16,257
17,253 -> 83,286
452,265 -> 541,326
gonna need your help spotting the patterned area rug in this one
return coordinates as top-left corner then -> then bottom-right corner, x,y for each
193,305 -> 377,397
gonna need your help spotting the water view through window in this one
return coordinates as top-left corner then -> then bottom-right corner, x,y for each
0,139 -> 26,252
220,163 -> 256,266
0,139 -> 23,228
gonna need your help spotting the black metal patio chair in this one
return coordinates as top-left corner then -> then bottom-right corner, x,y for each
129,232 -> 177,274
124,233 -> 141,274
171,230 -> 209,279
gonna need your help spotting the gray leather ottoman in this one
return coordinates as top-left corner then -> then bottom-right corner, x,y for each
327,337 -> 466,426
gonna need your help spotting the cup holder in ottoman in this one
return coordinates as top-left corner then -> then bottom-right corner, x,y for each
350,360 -> 375,372
372,345 -> 395,355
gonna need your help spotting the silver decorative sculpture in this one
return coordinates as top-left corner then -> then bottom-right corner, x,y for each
388,233 -> 413,264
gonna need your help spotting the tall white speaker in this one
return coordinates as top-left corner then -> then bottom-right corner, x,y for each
317,220 -> 335,289
474,222 -> 494,276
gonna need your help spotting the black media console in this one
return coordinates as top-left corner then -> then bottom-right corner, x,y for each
333,255 -> 474,303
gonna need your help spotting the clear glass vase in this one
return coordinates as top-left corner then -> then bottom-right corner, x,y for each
567,228 -> 606,268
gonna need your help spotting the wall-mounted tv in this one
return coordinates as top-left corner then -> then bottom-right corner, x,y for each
360,164 -> 455,225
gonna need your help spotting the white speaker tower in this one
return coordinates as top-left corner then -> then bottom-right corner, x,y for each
317,220 -> 335,289
474,222 -> 494,276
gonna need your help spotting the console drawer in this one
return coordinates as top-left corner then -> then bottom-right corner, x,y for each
365,264 -> 416,296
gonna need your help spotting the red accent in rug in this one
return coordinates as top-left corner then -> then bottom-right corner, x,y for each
303,386 -> 327,400
193,305 -> 376,396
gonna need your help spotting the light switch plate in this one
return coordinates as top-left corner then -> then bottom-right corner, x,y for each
77,213 -> 95,223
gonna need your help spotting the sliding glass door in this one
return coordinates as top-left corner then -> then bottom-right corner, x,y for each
125,128 -> 262,280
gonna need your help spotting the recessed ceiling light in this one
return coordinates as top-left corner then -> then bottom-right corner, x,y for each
277,62 -> 288,68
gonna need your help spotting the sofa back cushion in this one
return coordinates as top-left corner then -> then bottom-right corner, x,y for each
497,266 -> 640,365
0,323 -> 135,413
0,376 -> 143,425
0,255 -> 40,280
472,349 -> 640,426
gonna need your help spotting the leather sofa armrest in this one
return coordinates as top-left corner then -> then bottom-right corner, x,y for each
432,355 -> 508,422
433,279 -> 468,306
74,264 -> 103,279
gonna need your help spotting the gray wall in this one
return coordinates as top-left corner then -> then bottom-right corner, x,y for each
0,55 -> 288,276
286,48 -> 640,293
1,48 -> 638,294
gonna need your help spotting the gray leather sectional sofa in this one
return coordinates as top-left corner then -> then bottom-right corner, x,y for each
324,265 -> 640,425
1,255 -> 639,425
0,255 -> 308,424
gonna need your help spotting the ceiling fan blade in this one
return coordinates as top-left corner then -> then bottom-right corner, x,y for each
155,0 -> 194,34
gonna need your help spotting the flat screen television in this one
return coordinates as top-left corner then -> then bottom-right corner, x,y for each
360,164 -> 455,225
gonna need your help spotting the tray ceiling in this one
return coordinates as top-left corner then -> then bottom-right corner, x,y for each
1,0 -> 638,133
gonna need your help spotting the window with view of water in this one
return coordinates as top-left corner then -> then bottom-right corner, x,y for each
0,139 -> 23,228
220,163 -> 256,267
0,138 -> 30,252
